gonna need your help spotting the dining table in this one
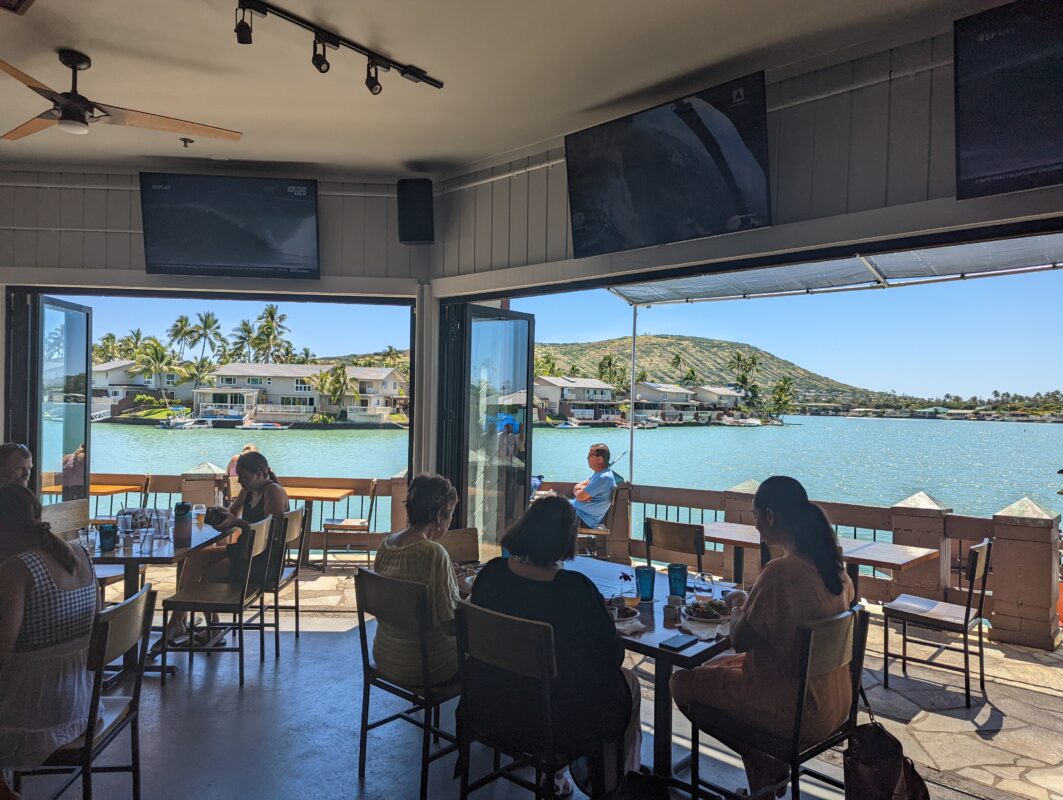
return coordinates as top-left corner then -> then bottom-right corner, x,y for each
90,520 -> 233,672
284,486 -> 357,570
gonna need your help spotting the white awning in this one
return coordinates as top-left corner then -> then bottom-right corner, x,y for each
609,232 -> 1063,306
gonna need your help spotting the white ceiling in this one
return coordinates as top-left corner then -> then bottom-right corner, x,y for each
0,0 -> 998,180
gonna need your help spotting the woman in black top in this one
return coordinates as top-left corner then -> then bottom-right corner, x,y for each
159,451 -> 289,645
467,496 -> 641,797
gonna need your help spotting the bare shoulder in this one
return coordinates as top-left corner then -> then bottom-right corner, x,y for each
0,555 -> 31,591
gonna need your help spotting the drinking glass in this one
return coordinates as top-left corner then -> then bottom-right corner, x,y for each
192,504 -> 207,524
693,571 -> 716,602
634,565 -> 656,602
138,530 -> 155,554
667,563 -> 688,598
77,527 -> 90,551
85,526 -> 97,552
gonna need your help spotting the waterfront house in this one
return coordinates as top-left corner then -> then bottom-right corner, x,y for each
344,366 -> 408,422
914,406 -> 951,418
693,385 -> 743,411
91,358 -> 182,404
533,376 -> 618,420
633,381 -> 698,422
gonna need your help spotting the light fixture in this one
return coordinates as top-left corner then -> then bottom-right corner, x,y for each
311,39 -> 330,73
57,108 -> 89,135
234,8 -> 253,44
365,60 -> 382,95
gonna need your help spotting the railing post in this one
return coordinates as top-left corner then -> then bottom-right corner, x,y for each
723,479 -> 759,583
890,491 -> 951,600
389,476 -> 408,531
989,497 -> 1061,651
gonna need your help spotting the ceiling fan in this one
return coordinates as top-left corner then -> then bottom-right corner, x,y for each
0,48 -> 242,142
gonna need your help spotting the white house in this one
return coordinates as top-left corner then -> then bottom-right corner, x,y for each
533,376 -> 618,420
632,381 -> 698,421
344,366 -> 408,422
694,385 -> 742,410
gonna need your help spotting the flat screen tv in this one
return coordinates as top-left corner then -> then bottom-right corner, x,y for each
565,71 -> 770,260
139,173 -> 319,279
954,0 -> 1063,200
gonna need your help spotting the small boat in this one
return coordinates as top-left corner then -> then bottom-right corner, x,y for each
158,417 -> 212,430
553,417 -> 584,429
235,422 -> 291,431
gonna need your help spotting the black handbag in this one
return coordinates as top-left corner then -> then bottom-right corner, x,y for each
843,690 -> 930,800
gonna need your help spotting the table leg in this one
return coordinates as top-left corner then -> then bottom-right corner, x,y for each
301,501 -> 323,571
122,563 -> 141,670
847,562 -> 861,600
732,548 -> 744,586
652,654 -> 676,778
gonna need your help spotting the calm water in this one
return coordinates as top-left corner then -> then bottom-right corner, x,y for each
83,415 -> 1063,518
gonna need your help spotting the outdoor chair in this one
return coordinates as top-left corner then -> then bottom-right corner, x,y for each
13,585 -> 157,800
440,527 -> 480,563
682,605 -> 869,800
160,517 -> 272,686
143,473 -> 183,509
88,473 -> 149,526
643,516 -> 705,573
578,484 -> 630,562
354,569 -> 459,800
321,478 -> 380,569
263,506 -> 307,657
454,601 -> 615,799
883,538 -> 992,707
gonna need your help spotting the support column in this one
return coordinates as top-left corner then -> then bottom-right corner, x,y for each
989,497 -> 1061,651
410,282 -> 438,475
890,491 -> 951,600
723,479 -> 759,583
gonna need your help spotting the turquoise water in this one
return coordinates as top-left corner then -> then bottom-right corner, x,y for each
84,415 -> 1063,519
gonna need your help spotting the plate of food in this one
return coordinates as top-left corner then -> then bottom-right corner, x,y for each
681,597 -> 730,623
614,605 -> 639,623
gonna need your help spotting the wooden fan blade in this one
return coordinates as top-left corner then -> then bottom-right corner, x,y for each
2,112 -> 56,141
95,103 -> 242,141
0,57 -> 59,101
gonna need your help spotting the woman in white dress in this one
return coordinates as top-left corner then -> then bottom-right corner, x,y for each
0,485 -> 98,800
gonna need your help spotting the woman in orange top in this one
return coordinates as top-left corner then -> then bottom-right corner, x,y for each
671,476 -> 854,794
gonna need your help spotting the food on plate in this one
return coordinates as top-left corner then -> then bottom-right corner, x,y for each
683,598 -> 729,621
615,606 -> 639,621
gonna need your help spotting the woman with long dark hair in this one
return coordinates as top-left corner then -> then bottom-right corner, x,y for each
671,476 -> 854,794
0,485 -> 99,800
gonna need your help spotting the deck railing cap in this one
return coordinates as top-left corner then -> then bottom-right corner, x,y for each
993,496 -> 1061,526
892,490 -> 951,515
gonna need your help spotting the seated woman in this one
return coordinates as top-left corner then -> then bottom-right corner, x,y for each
161,450 -> 288,644
467,496 -> 641,797
671,475 -> 854,795
0,485 -> 99,800
372,473 -> 460,687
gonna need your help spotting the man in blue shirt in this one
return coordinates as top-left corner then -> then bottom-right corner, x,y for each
571,443 -> 617,528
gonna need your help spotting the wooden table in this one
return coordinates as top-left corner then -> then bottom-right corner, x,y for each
91,521 -> 232,670
702,521 -> 765,584
285,487 -> 356,570
42,483 -> 142,497
568,557 -> 731,780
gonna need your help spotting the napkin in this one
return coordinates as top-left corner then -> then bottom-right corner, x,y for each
615,616 -> 646,634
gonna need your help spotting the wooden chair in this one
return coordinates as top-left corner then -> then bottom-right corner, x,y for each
684,605 -> 870,800
643,516 -> 705,573
454,601 -> 612,799
354,569 -> 459,800
440,527 -> 480,563
160,517 -> 272,687
577,484 -> 630,562
88,473 -> 149,525
143,474 -> 183,509
321,479 -> 380,569
263,506 -> 307,657
883,538 -> 992,708
13,585 -> 158,800
41,499 -> 139,594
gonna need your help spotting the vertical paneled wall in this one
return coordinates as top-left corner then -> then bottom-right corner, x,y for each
432,32 -> 959,280
0,172 -> 428,282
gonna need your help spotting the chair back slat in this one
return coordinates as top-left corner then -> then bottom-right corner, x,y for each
602,484 -> 630,536
365,479 -> 378,529
245,516 -> 273,560
283,506 -> 305,546
644,517 -> 704,571
803,609 -> 856,679
440,527 -> 479,563
456,601 -> 555,680
964,538 -> 993,622
41,499 -> 89,538
95,584 -> 157,669
355,568 -> 432,633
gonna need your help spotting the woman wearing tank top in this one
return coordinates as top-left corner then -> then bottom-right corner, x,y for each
0,485 -> 99,800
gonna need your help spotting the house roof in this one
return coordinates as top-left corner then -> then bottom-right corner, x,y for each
92,359 -> 135,372
535,376 -> 614,390
638,382 -> 695,394
345,367 -> 401,381
698,386 -> 742,397
211,363 -> 332,378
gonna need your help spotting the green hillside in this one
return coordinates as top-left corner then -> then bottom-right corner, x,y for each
536,335 -> 887,402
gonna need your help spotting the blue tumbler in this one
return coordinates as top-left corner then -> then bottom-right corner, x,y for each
634,566 -> 656,602
667,563 -> 688,597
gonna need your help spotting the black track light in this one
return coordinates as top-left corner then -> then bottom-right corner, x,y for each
234,8 -> 253,44
311,40 -> 329,73
365,60 -> 382,95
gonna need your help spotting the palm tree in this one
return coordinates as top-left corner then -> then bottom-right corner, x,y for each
189,312 -> 226,366
167,315 -> 194,360
308,364 -> 355,413
230,319 -> 257,363
671,353 -> 682,369
383,345 -> 400,367
93,332 -> 120,364
681,367 -> 697,387
636,368 -> 648,383
128,339 -> 186,391
117,328 -> 144,359
181,356 -> 216,390
293,347 -> 315,364
255,304 -> 290,364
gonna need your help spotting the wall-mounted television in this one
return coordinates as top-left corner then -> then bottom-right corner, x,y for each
565,71 -> 770,260
954,0 -> 1063,200
139,173 -> 319,279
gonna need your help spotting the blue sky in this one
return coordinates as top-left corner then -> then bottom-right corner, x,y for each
63,267 -> 1061,397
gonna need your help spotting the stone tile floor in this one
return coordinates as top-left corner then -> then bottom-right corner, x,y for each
111,565 -> 1063,800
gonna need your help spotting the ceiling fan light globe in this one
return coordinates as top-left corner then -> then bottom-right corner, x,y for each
57,116 -> 89,134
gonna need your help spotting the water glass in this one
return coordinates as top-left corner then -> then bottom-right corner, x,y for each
77,527 -> 92,552
693,571 -> 716,601
634,565 -> 656,602
667,563 -> 689,598
84,526 -> 97,552
137,530 -> 155,554
192,504 -> 207,524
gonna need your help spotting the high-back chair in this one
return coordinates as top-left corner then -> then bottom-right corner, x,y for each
143,474 -> 183,509
455,601 -> 613,798
263,506 -> 306,657
160,517 -> 273,686
322,478 -> 380,569
577,484 -> 631,562
643,517 -> 705,573
14,585 -> 158,800
883,538 -> 993,707
685,605 -> 870,800
354,569 -> 458,800
440,527 -> 480,563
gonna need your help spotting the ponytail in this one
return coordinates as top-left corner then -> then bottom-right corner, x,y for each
33,520 -> 79,575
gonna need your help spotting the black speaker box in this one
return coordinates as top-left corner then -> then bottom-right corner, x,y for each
397,178 -> 435,245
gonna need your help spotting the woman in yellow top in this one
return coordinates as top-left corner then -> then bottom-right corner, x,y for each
671,475 -> 854,795
372,473 -> 460,687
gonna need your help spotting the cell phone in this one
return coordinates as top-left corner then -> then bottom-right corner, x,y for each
660,633 -> 698,652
